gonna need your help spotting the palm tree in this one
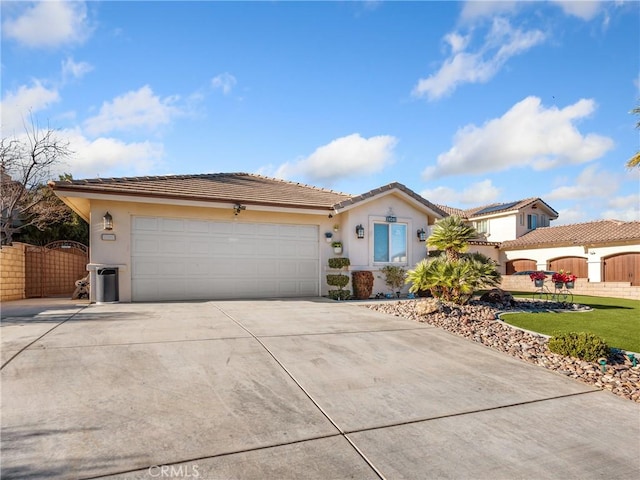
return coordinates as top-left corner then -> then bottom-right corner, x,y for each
427,215 -> 477,261
627,105 -> 640,168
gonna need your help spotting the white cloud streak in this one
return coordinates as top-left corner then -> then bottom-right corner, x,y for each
550,0 -> 602,20
275,133 -> 397,185
62,57 -> 93,81
423,96 -> 614,180
83,86 -> 181,136
413,17 -> 546,100
52,128 -> 165,178
545,165 -> 619,201
211,73 -> 237,95
1,81 -> 60,134
421,179 -> 501,206
602,194 -> 640,221
2,1 -> 91,49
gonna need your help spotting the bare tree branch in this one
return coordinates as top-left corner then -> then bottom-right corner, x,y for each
1,117 -> 73,245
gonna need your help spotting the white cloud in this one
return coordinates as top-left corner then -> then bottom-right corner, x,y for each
2,1 -> 91,49
421,179 -> 501,206
553,206 -> 592,225
1,81 -> 60,133
83,86 -> 181,136
54,128 -> 165,178
545,165 -> 619,201
211,73 -> 237,95
459,1 -> 519,23
602,194 -> 640,221
551,0 -> 602,20
62,57 -> 93,81
423,96 -> 614,180
413,18 -> 546,100
275,133 -> 397,185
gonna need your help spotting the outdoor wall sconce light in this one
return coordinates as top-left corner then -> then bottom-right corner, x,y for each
103,212 -> 113,230
355,224 -> 365,239
417,228 -> 427,242
385,207 -> 397,223
233,204 -> 246,215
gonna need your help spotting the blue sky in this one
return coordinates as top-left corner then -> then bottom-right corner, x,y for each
1,0 -> 639,224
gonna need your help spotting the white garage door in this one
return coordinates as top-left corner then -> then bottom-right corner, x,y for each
131,216 -> 319,301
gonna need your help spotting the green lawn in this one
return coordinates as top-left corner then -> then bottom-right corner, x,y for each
504,293 -> 640,353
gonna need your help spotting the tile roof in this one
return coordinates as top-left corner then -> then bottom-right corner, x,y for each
334,182 -> 448,217
50,173 -> 351,211
501,220 -> 640,249
438,198 -> 558,219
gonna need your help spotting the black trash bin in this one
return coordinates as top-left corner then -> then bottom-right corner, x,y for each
96,268 -> 119,303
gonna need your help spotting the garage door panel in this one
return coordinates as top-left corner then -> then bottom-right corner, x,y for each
133,217 -> 158,231
133,260 -> 159,276
185,220 -> 210,233
257,260 -> 278,276
298,260 -> 318,277
299,281 -> 319,295
278,261 -> 298,276
187,240 -> 210,255
133,238 -> 159,254
297,243 -> 318,258
132,218 -> 319,301
296,225 -> 317,239
160,239 -> 184,254
211,223 -> 233,234
161,218 -> 185,232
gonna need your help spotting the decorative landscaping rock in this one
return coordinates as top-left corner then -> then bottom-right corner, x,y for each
365,299 -> 639,403
478,288 -> 515,307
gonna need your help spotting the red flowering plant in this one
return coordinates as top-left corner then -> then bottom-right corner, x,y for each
529,271 -> 547,281
552,270 -> 577,284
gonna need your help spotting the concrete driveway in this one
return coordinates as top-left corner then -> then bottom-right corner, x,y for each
1,298 -> 638,479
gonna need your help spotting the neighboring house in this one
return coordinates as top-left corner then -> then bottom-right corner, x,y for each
500,220 -> 640,286
437,198 -> 559,243
51,173 -> 446,302
438,198 -> 639,287
436,198 -> 559,268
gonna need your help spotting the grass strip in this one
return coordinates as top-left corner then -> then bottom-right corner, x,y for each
505,293 -> 640,353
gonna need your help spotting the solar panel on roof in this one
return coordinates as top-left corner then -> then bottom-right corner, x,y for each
475,201 -> 520,215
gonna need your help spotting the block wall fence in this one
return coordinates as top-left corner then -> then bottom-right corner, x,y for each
1,243 -> 27,301
500,276 -> 640,301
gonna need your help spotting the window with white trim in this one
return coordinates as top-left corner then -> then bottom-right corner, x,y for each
527,214 -> 538,230
373,222 -> 407,263
474,220 -> 488,234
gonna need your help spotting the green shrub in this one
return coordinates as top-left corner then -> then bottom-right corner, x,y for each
328,289 -> 351,300
328,257 -> 350,269
547,332 -> 610,361
326,274 -> 349,288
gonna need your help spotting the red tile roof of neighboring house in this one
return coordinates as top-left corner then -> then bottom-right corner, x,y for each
50,173 -> 351,211
501,220 -> 640,249
437,198 -> 558,219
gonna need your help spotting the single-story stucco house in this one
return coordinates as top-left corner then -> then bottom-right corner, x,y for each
51,173 -> 446,302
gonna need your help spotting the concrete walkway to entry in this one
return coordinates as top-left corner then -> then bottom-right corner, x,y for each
1,298 -> 638,479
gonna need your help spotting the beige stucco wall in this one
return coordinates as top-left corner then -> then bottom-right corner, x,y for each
335,192 -> 436,295
0,243 -> 26,301
485,214 -> 517,243
88,191 -> 441,301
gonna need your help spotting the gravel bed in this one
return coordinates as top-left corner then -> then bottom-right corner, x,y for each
365,298 -> 640,403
